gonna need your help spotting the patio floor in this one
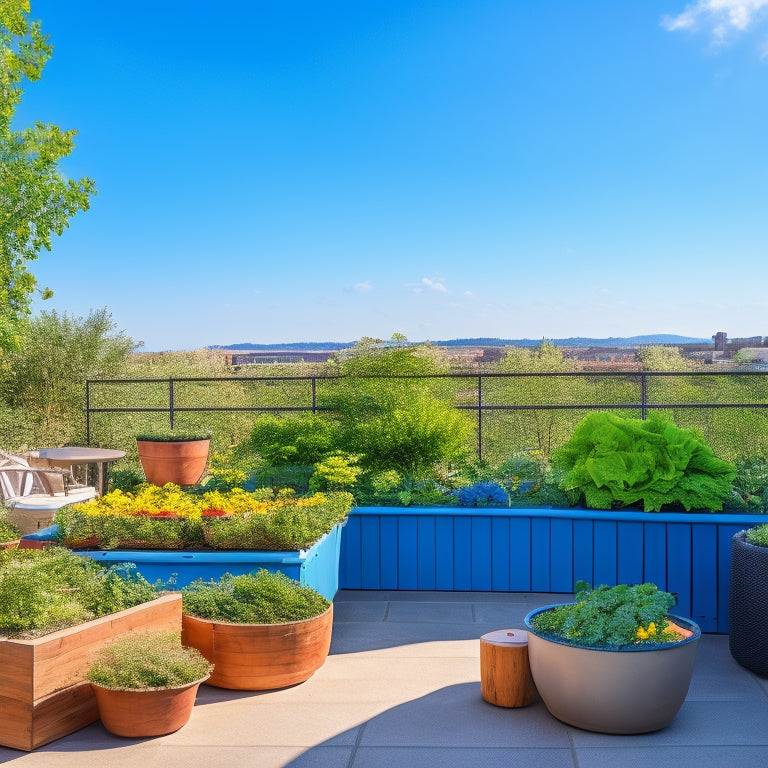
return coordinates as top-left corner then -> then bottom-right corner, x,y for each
2,590 -> 768,767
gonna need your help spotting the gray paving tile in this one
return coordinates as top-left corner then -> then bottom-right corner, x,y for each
385,600 -> 475,623
351,746 -> 576,768
332,600 -> 389,622
575,745 -> 768,768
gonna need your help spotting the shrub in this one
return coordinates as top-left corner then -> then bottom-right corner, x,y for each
0,506 -> 20,542
552,412 -> 736,512
181,569 -> 329,623
87,631 -> 212,689
455,481 -> 508,507
247,414 -> 336,466
309,453 -> 362,492
529,582 -> 682,648
746,523 -> 768,548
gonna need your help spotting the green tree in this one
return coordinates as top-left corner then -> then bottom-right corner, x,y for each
1,0 -> 96,350
0,308 -> 136,445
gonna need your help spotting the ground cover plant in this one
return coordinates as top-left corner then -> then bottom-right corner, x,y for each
0,547 -> 159,638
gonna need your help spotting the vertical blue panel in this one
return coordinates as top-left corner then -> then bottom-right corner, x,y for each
435,516 -> 454,590
667,523 -> 692,620
617,522 -> 643,585
573,519 -> 594,587
717,523 -> 742,634
531,517 -> 551,591
491,517 -> 510,591
360,515 -> 381,589
453,517 -> 472,590
417,516 -> 436,590
471,517 -> 492,590
509,517 -> 531,591
398,516 -> 418,589
692,523 -> 718,632
593,521 -> 618,586
550,519 -> 574,592
379,516 -> 399,589
339,514 -> 361,589
643,523 -> 667,590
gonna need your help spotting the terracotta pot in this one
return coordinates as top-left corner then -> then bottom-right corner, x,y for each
524,606 -> 700,734
136,439 -> 210,486
181,604 -> 333,690
91,675 -> 209,738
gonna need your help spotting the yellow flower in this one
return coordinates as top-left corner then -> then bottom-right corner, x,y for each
636,626 -> 649,640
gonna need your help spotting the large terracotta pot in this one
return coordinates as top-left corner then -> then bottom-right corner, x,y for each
181,604 -> 333,690
136,439 -> 210,486
524,606 -> 700,734
91,674 -> 209,737
729,530 -> 768,676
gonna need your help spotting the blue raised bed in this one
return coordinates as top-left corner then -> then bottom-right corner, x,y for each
21,523 -> 344,602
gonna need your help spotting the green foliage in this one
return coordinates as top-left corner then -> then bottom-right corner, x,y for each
636,346 -> 692,371
135,431 -> 212,442
0,547 -> 159,638
746,523 -> 768,548
730,456 -> 768,511
247,414 -> 336,466
530,582 -> 679,648
0,505 -> 20,541
0,0 -> 96,350
309,453 -> 362,492
553,412 -> 737,512
108,467 -> 145,493
87,631 -> 211,689
181,569 -> 330,624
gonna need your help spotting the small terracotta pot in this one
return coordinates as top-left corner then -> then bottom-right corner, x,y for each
181,605 -> 333,690
91,675 -> 209,738
136,439 -> 210,486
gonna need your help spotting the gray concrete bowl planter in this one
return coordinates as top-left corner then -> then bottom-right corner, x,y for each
524,605 -> 700,734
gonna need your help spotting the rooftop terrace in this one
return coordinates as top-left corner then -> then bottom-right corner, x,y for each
2,589 -> 767,768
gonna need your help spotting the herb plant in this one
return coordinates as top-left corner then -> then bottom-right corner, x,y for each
181,569 -> 330,624
530,581 -> 682,648
746,523 -> 768,548
87,631 -> 212,689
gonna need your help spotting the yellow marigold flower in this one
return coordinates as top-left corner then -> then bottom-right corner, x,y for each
647,622 -> 657,636
636,626 -> 649,640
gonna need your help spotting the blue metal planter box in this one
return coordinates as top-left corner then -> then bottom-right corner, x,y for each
21,523 -> 344,602
340,506 -> 768,634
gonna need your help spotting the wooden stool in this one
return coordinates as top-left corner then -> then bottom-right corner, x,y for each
480,629 -> 539,708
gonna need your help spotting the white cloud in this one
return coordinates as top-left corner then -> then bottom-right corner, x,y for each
354,281 -> 372,293
407,277 -> 449,294
662,0 -> 768,44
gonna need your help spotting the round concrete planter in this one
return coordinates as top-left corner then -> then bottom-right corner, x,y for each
181,604 -> 333,690
729,530 -> 768,676
91,675 -> 208,737
136,439 -> 210,486
524,605 -> 700,734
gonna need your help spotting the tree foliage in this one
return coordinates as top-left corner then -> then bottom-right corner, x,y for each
0,0 -> 96,350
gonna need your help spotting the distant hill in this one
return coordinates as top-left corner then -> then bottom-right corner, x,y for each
212,334 -> 710,351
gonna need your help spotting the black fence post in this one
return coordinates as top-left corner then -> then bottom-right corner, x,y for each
312,377 -> 317,413
477,375 -> 483,461
169,378 -> 175,430
86,380 -> 91,446
641,372 -> 647,420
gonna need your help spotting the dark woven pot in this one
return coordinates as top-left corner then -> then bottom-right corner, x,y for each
729,530 -> 768,677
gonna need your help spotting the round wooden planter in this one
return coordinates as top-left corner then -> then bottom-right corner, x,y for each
181,604 -> 333,690
729,530 -> 768,676
91,675 -> 209,738
524,606 -> 700,734
136,439 -> 210,486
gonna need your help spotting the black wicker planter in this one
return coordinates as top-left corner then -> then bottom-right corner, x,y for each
729,530 -> 768,677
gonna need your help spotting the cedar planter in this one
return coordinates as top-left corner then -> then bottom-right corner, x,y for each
181,604 -> 333,690
136,438 -> 210,486
728,530 -> 768,676
91,675 -> 209,738
0,593 -> 182,751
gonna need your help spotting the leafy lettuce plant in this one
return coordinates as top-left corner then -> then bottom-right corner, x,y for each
552,412 -> 736,512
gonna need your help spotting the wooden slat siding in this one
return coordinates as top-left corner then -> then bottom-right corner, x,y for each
491,517 -> 510,591
435,516 -> 454,590
643,523 -> 667,591
618,522 -> 644,585
550,518 -> 574,592
572,519 -> 594,586
453,517 -> 472,590
471,517 -> 492,590
379,517 -> 398,589
398,516 -> 418,589
691,524 -> 718,632
340,514 -> 361,589
531,517 -> 551,591
593,520 -> 618,586
509,517 -> 531,591
667,523 -> 692,620
417,515 -> 436,590
360,515 -> 380,589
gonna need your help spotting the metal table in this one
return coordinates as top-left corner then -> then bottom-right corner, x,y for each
38,447 -> 126,495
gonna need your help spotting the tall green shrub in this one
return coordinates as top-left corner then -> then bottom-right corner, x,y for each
552,412 -> 736,512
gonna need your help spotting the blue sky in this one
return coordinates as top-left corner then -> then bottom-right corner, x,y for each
17,0 -> 768,350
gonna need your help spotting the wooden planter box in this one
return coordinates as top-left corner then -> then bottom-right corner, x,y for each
0,593 -> 182,751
